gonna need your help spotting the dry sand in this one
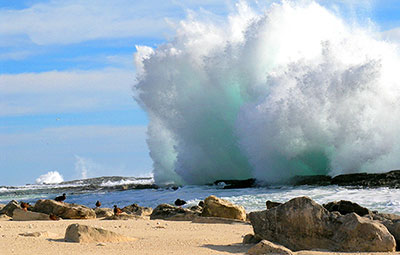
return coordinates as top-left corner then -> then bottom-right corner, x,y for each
0,217 -> 398,255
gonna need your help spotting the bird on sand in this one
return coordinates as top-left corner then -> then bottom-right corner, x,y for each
49,214 -> 60,220
95,201 -> 101,208
20,202 -> 30,211
113,205 -> 122,216
55,193 -> 66,202
174,199 -> 187,207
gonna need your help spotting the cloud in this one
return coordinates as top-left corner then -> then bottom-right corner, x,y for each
0,0 -> 228,46
0,67 -> 137,116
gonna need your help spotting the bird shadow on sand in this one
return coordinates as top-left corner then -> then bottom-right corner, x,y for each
202,243 -> 250,254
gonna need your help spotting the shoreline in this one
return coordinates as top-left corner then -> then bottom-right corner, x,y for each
0,218 -> 398,255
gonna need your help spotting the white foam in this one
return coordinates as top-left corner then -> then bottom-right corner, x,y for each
35,171 -> 64,184
135,1 -> 400,185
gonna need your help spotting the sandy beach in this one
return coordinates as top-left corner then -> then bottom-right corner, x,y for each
0,217 -> 398,255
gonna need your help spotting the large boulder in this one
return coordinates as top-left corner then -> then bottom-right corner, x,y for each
150,204 -> 199,221
323,200 -> 370,216
201,195 -> 246,221
12,208 -> 51,221
33,200 -> 95,219
122,204 -> 152,216
65,224 -> 135,243
94,208 -> 114,218
372,213 -> 400,248
0,200 -> 21,217
247,240 -> 293,255
249,196 -> 395,252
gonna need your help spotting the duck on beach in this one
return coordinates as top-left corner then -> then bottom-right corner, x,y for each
54,193 -> 66,202
113,205 -> 122,216
95,201 -> 101,208
174,199 -> 186,207
20,202 -> 30,211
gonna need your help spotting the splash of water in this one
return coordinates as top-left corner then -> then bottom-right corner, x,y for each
134,1 -> 400,185
35,171 -> 64,184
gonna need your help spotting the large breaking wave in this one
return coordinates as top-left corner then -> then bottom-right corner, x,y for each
134,1 -> 400,185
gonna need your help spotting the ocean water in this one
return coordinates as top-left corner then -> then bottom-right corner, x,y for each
2,178 -> 400,215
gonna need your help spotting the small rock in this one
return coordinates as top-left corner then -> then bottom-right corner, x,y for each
122,204 -> 152,216
201,195 -> 246,221
33,199 -> 95,219
243,233 -> 262,244
247,240 -> 293,255
12,209 -> 51,221
323,200 -> 370,216
94,208 -> 114,218
65,223 -> 136,243
97,243 -> 106,246
150,204 -> 199,221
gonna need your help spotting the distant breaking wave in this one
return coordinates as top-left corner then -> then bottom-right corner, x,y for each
134,1 -> 400,185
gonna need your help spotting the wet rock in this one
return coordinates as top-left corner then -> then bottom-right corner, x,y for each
12,208 -> 51,221
213,178 -> 256,189
249,196 -> 395,252
33,199 -> 95,219
122,203 -> 152,216
247,240 -> 293,255
265,200 -> 281,210
65,223 -> 135,243
150,204 -> 199,221
201,195 -> 246,221
242,233 -> 262,244
0,200 -> 21,217
323,200 -> 370,216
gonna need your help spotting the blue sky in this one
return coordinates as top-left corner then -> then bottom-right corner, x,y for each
1,0 -> 400,185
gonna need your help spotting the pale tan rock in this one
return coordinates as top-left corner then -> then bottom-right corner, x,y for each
12,208 -> 51,221
33,200 -> 95,219
202,195 -> 246,221
249,196 -> 396,252
64,223 -> 136,243
247,240 -> 293,255
94,208 -> 114,218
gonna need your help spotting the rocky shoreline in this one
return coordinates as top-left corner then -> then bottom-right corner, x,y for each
1,194 -> 400,254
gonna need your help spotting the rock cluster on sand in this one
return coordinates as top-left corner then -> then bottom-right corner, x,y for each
33,199 -> 95,219
65,223 -> 135,243
202,195 -> 246,221
150,204 -> 200,221
122,203 -> 153,216
249,197 -> 396,252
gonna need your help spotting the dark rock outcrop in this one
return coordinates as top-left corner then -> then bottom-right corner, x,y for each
265,200 -> 281,209
323,200 -> 371,216
150,204 -> 199,221
249,196 -> 395,252
292,170 -> 400,188
213,178 -> 256,189
0,200 -> 21,217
